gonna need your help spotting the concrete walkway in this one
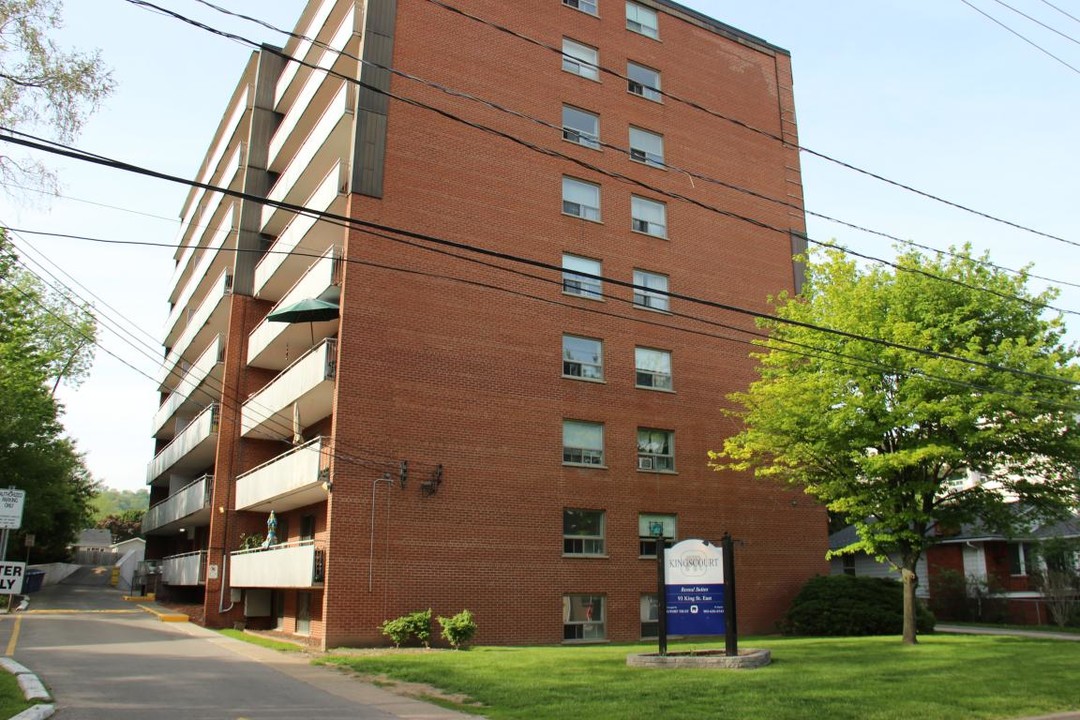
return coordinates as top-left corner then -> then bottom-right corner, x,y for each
936,624 -> 1080,642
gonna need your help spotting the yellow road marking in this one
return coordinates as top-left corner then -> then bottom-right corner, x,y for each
5,615 -> 21,656
22,609 -> 141,615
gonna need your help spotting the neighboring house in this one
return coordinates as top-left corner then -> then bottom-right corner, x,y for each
71,529 -> 115,565
143,0 -> 828,648
827,526 -> 930,599
110,537 -> 147,593
924,514 -> 1080,625
830,513 -> 1080,624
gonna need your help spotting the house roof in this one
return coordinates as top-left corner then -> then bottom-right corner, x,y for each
832,509 -> 1080,550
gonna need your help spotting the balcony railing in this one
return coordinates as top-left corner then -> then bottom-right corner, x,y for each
162,550 -> 207,586
230,541 -> 325,588
241,339 -> 336,440
248,246 -> 342,370
164,207 -> 235,348
268,7 -> 358,171
152,335 -> 224,439
236,437 -> 331,513
146,404 -> 219,485
260,82 -> 353,237
142,475 -> 213,534
253,160 -> 346,302
159,270 -> 232,392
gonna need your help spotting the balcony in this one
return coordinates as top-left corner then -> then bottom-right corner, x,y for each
268,7 -> 359,172
159,269 -> 232,392
260,82 -> 353,237
248,246 -> 342,370
275,0 -> 348,109
236,437 -> 330,513
169,137 -> 245,304
164,205 -> 236,348
146,404 -> 219,485
253,160 -> 346,302
152,335 -> 224,440
162,550 -> 207,586
241,339 -> 336,440
142,475 -> 213,535
230,541 -> 325,588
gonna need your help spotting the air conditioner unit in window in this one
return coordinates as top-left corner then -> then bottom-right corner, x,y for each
638,457 -> 654,470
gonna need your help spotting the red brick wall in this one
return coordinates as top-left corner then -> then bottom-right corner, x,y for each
311,0 -> 827,647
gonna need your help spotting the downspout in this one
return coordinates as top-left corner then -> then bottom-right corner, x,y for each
368,473 -> 393,592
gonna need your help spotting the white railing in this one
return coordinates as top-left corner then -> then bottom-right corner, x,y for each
230,541 -> 325,588
274,0 -> 339,107
142,475 -> 213,533
248,246 -> 340,366
146,404 -> 219,484
241,339 -> 336,439
159,270 -> 231,389
261,83 -> 352,235
164,208 -> 235,345
152,335 -> 223,437
162,550 -> 207,586
253,161 -> 345,300
268,7 -> 358,170
236,437 -> 329,511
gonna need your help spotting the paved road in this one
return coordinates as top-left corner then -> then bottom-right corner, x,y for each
1,578 -> 472,719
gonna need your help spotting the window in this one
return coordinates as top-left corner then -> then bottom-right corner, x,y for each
637,428 -> 674,471
564,509 -> 605,555
562,254 -> 602,299
629,127 -> 664,167
1008,542 -> 1033,576
563,335 -> 603,380
633,269 -> 669,311
562,105 -> 600,149
635,347 -> 672,390
563,0 -> 598,16
563,39 -> 599,81
638,513 -> 676,556
563,594 -> 605,640
842,555 -> 857,577
300,514 -> 316,542
640,594 -> 659,637
631,196 -> 667,237
627,62 -> 661,101
563,420 -> 604,466
562,176 -> 601,221
626,2 -> 659,38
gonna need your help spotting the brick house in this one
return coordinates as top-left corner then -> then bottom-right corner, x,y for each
142,0 -> 829,648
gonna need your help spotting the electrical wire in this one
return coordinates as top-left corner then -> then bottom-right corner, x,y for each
959,0 -> 1080,75
2,127 -> 1074,391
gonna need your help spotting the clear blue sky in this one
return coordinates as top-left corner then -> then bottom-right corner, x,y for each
1,0 -> 1076,492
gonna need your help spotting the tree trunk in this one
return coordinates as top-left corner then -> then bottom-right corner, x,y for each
902,566 -> 918,645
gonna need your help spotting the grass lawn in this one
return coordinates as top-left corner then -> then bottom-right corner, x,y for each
0,671 -> 32,718
217,628 -> 307,652
317,635 -> 1080,720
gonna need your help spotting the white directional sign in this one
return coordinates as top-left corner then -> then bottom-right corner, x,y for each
0,489 -> 26,530
0,562 -> 25,594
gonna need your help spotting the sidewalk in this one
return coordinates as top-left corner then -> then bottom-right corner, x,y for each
936,624 -> 1080,642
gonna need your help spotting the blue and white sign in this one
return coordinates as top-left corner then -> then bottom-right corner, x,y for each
664,539 -> 725,636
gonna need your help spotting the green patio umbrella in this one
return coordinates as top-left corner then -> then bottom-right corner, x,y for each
267,297 -> 340,344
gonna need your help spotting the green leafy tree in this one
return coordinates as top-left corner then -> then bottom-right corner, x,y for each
96,508 -> 144,542
0,234 -> 97,560
711,246 -> 1080,644
90,487 -> 149,521
1031,536 -> 1080,628
0,0 -> 114,191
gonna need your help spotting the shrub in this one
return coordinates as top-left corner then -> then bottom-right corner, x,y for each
785,575 -> 935,636
438,609 -> 477,649
380,609 -> 432,648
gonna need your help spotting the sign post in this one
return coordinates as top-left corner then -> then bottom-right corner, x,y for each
658,536 -> 738,657
655,528 -> 667,656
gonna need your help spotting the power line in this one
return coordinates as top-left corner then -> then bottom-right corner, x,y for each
160,0 -> 1080,318
421,0 -> 1080,250
2,127 -> 1075,392
987,0 -> 1080,46
1036,0 -> 1080,26
959,0 -> 1080,74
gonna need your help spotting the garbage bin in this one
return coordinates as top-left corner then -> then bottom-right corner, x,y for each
21,569 -> 45,594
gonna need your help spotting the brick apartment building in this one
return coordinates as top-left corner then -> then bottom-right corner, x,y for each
142,0 -> 829,648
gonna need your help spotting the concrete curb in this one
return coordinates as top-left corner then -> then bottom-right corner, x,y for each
1,656 -> 55,720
